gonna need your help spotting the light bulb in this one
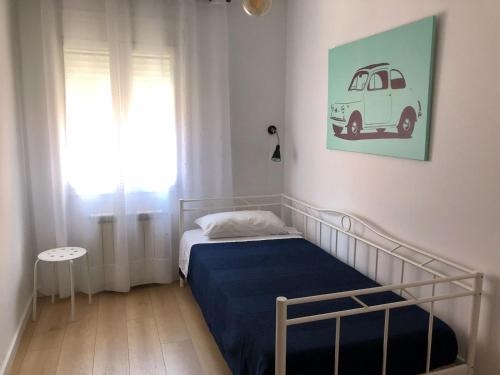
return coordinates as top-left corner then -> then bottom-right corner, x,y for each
242,0 -> 272,16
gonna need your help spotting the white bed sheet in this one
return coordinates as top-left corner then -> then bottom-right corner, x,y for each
179,229 -> 303,277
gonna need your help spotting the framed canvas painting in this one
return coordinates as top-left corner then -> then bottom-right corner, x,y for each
327,16 -> 436,160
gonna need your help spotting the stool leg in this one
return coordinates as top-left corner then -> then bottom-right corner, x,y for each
51,262 -> 56,304
85,253 -> 92,304
32,259 -> 40,321
69,260 -> 75,321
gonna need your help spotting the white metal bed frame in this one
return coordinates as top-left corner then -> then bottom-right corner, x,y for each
178,194 -> 483,375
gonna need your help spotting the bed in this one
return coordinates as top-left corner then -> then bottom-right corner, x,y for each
178,195 -> 483,375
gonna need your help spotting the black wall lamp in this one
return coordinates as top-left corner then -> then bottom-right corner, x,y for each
267,125 -> 281,162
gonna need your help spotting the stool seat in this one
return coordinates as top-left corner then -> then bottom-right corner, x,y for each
38,247 -> 87,262
33,246 -> 92,321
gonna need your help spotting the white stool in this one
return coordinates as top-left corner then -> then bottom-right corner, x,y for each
33,247 -> 92,321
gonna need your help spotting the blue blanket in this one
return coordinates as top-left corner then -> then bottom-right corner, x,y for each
187,238 -> 458,375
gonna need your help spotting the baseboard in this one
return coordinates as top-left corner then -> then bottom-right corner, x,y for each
0,295 -> 32,375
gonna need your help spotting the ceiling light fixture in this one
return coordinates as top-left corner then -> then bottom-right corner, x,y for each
242,0 -> 272,16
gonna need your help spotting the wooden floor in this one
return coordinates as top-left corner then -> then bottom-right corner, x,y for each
10,283 -> 231,375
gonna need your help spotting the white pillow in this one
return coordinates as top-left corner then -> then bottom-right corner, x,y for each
194,210 -> 289,239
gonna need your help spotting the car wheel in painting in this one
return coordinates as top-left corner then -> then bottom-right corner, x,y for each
347,113 -> 362,138
397,109 -> 416,137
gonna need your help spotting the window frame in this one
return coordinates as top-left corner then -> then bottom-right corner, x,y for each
367,69 -> 389,92
348,71 -> 369,91
390,69 -> 407,90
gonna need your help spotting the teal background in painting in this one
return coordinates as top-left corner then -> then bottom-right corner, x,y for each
327,16 -> 436,160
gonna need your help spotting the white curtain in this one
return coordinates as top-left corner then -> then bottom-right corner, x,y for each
19,0 -> 232,296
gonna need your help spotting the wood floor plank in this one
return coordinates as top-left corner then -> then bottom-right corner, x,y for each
188,327 -> 232,375
174,286 -> 231,375
9,320 -> 36,375
93,293 -> 130,375
12,284 -> 233,375
173,286 -> 207,334
126,286 -> 154,321
127,316 -> 167,375
149,285 -> 190,344
17,349 -> 60,375
55,294 -> 98,375
28,297 -> 69,351
162,339 -> 203,375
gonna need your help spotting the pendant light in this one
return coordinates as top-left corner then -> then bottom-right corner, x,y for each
242,0 -> 272,16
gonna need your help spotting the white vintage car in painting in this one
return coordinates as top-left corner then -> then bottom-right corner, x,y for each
330,63 -> 422,139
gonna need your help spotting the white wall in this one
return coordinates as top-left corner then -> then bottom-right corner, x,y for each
0,0 -> 34,372
284,1 -> 500,373
227,0 -> 287,195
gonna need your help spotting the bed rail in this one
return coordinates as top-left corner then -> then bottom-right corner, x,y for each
278,194 -> 483,375
178,194 -> 483,375
276,272 -> 482,375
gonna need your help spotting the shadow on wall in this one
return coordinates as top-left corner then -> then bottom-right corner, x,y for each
334,129 -> 412,141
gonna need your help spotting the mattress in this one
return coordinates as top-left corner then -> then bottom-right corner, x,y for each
179,229 -> 302,276
187,237 -> 458,375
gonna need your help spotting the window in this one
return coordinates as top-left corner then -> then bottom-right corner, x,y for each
390,69 -> 406,89
63,49 -> 176,196
349,71 -> 369,91
64,50 -> 119,195
126,54 -> 177,193
367,70 -> 389,91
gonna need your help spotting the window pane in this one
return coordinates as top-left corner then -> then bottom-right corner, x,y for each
64,50 -> 120,195
368,70 -> 388,90
125,53 -> 177,193
349,71 -> 368,91
390,69 -> 406,89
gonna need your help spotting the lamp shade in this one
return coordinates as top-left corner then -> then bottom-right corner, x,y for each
242,0 -> 272,16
